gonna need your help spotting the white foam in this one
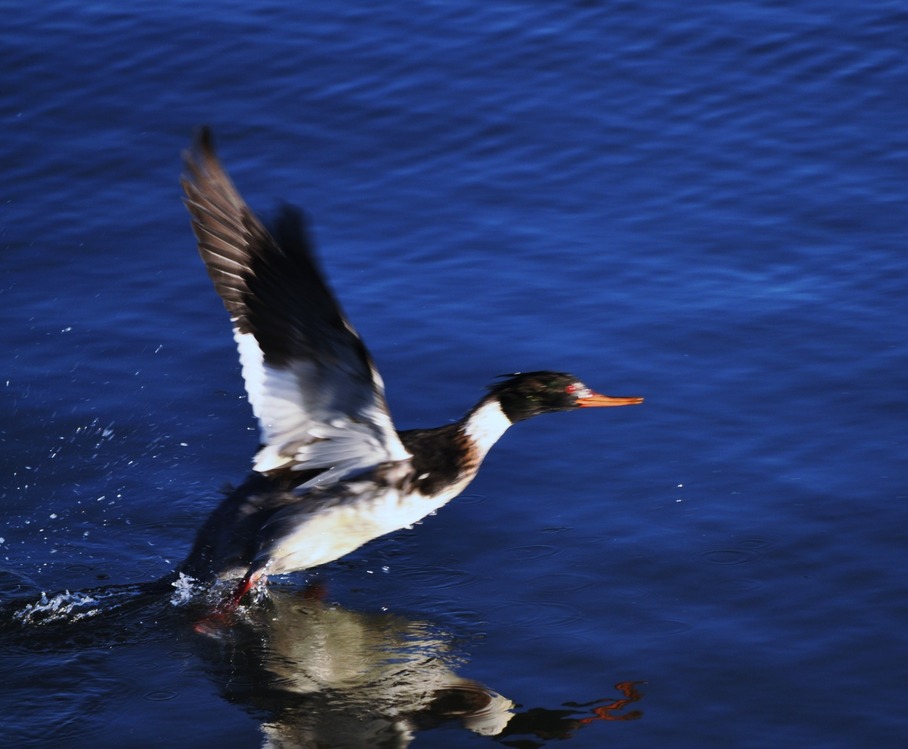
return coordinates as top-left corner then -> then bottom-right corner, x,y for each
12,590 -> 101,625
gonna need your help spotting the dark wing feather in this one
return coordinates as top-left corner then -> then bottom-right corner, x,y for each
181,127 -> 409,481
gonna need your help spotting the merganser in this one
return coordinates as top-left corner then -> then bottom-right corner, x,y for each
177,128 -> 643,607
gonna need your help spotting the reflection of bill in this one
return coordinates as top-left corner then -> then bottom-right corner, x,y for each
195,586 -> 643,747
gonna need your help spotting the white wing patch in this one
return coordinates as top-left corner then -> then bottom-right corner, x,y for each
235,328 -> 410,480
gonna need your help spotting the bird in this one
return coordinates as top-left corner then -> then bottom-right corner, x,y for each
176,127 -> 643,607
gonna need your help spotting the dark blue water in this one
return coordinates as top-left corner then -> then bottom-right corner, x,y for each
2,2 -> 906,746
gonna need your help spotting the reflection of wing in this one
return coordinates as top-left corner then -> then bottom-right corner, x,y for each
181,128 -> 409,481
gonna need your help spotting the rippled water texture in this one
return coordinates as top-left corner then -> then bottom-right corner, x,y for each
2,2 -> 907,747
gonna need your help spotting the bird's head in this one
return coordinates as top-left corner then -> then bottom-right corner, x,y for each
489,371 -> 643,423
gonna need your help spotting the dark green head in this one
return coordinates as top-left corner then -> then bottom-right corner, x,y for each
489,371 -> 643,423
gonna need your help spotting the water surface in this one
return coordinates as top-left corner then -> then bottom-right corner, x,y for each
2,2 -> 907,747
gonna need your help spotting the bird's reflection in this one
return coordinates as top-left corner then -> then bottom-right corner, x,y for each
193,585 -> 644,748
1,579 -> 643,746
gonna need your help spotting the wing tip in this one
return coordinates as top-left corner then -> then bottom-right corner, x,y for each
182,124 -> 218,180
195,124 -> 215,154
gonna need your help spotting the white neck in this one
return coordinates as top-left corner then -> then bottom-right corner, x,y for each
463,399 -> 513,459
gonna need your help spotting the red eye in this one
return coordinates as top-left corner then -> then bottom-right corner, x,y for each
565,384 -> 577,393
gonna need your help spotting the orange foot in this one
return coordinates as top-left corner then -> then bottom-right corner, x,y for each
574,681 -> 646,724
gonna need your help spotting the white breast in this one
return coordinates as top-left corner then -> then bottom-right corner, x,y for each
258,473 -> 459,576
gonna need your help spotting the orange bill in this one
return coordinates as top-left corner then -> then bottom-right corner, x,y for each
577,391 -> 644,408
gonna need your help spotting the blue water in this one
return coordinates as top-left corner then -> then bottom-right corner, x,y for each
2,1 -> 907,746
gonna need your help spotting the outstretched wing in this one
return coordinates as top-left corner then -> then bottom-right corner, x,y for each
181,127 -> 409,482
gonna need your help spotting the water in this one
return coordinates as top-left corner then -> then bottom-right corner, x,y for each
2,1 -> 906,746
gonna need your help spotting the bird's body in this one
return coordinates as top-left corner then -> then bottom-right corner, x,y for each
176,129 -> 642,605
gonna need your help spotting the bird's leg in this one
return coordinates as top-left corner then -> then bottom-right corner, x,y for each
227,568 -> 265,609
193,569 -> 267,635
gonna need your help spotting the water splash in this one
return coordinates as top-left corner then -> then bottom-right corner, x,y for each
167,572 -> 203,607
11,589 -> 102,626
1,579 -> 179,638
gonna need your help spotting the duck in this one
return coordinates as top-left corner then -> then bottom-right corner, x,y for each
176,128 -> 643,607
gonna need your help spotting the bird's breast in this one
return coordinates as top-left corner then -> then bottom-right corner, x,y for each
260,473 -> 467,575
